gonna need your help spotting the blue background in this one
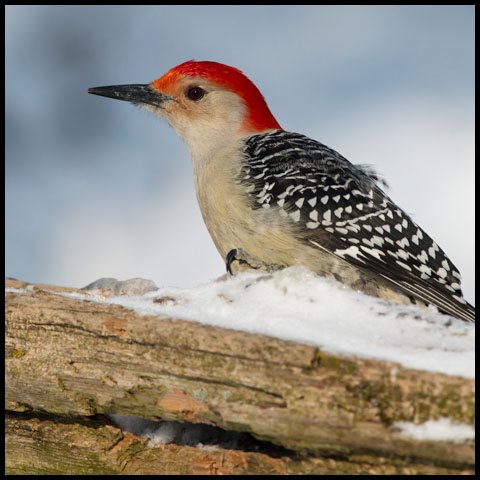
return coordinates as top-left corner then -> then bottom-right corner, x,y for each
6,6 -> 475,303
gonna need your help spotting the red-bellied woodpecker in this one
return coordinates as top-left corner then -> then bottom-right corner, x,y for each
89,60 -> 475,323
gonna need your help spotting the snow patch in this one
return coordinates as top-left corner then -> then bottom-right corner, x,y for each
5,287 -> 29,294
102,267 -> 474,379
27,266 -> 475,379
393,419 -> 474,443
109,415 -> 182,446
109,414 -> 254,450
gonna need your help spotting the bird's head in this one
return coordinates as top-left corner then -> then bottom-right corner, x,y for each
89,60 -> 281,158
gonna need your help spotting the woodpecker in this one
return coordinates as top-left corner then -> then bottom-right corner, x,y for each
89,60 -> 475,323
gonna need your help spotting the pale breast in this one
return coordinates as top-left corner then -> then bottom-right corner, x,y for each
192,144 -> 301,265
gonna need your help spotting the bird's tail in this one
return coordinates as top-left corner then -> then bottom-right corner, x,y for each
393,277 -> 475,323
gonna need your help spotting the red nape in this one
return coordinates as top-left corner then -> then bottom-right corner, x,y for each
169,60 -> 282,133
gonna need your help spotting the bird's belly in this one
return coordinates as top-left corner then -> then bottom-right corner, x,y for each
200,187 -> 297,265
197,173 -> 297,265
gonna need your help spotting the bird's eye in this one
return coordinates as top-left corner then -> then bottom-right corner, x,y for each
187,86 -> 205,101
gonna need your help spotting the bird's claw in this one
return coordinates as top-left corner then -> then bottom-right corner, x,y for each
226,248 -> 284,275
226,248 -> 239,274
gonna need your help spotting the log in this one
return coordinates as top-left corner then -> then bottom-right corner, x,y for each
5,278 -> 475,474
6,412 -> 471,475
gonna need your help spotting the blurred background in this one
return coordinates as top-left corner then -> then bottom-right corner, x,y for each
6,6 -> 475,303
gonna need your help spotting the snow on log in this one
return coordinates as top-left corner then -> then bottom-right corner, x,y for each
5,276 -> 475,474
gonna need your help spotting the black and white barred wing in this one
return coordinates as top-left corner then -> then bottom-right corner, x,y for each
242,130 -> 474,323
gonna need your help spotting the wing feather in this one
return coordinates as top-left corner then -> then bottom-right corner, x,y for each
242,130 -> 474,322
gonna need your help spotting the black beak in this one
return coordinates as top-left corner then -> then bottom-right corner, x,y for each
88,84 -> 170,108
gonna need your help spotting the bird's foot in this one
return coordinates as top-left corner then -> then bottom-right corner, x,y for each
226,248 -> 284,275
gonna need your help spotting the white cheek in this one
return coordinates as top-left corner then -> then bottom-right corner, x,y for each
168,93 -> 247,159
139,91 -> 247,162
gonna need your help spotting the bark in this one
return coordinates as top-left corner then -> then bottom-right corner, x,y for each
5,278 -> 475,474
6,413 -> 472,475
